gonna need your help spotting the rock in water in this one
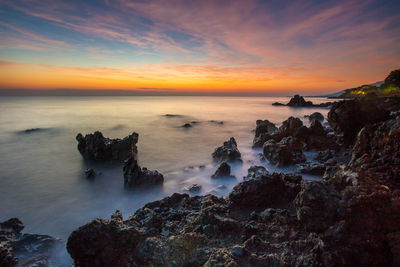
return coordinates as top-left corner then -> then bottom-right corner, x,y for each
252,120 -> 278,148
85,168 -> 96,178
212,137 -> 241,162
76,131 -> 138,162
212,162 -> 234,178
287,95 -> 314,107
0,218 -> 61,266
243,165 -> 269,180
306,112 -> 324,122
123,156 -> 164,187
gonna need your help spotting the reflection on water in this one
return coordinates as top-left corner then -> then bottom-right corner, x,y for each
0,96 -> 330,243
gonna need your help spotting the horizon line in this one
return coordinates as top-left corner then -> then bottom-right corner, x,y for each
0,88 -> 335,97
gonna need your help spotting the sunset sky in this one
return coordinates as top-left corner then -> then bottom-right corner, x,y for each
0,0 -> 399,95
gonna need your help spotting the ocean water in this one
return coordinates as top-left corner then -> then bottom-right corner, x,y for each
0,96 -> 331,262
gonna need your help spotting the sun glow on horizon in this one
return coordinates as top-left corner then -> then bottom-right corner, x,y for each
0,0 -> 399,94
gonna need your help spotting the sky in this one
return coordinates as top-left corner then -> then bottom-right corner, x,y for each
0,0 -> 399,95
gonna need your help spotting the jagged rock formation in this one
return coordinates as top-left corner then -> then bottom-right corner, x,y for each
272,95 -> 333,107
211,162 -> 234,178
212,137 -> 241,162
76,131 -> 138,161
0,218 -> 61,266
123,156 -> 164,187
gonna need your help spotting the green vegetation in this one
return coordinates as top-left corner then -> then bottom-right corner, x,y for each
339,69 -> 400,98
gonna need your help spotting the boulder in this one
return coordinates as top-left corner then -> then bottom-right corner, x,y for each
76,131 -> 138,161
0,218 -> 61,267
243,166 -> 269,180
123,156 -> 164,187
306,112 -> 324,122
212,162 -> 234,178
229,173 -> 302,208
252,120 -> 278,148
327,98 -> 390,146
277,117 -> 303,138
263,137 -> 305,166
254,120 -> 277,137
212,137 -> 241,162
294,181 -> 340,232
296,162 -> 326,176
67,218 -> 144,267
287,95 -> 314,107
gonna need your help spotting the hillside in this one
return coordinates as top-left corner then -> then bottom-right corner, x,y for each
329,69 -> 400,98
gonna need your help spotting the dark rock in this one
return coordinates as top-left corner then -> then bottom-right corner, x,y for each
287,95 -> 314,107
243,166 -> 269,180
164,114 -> 183,118
0,218 -> 24,233
212,162 -> 234,178
296,162 -> 326,176
85,168 -> 96,178
0,218 -> 61,267
252,133 -> 274,148
76,131 -> 138,162
212,137 -> 241,163
181,123 -> 192,128
314,150 -> 334,162
252,120 -> 277,148
209,120 -> 224,125
327,97 -> 390,146
23,128 -> 42,133
67,218 -> 145,267
184,184 -> 202,192
229,173 -> 302,208
272,102 -> 285,106
123,156 -> 164,187
294,181 -> 340,232
305,112 -> 324,122
278,117 -> 303,138
254,120 -> 277,137
263,137 -> 305,166
0,244 -> 18,267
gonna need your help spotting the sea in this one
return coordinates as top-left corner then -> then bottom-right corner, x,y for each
0,96 -> 331,264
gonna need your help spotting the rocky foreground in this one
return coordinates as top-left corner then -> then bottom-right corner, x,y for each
2,95 -> 400,266
63,95 -> 400,266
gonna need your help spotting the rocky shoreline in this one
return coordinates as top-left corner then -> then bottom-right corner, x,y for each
2,95 -> 400,266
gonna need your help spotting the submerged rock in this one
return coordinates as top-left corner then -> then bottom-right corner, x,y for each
181,123 -> 192,128
85,168 -> 96,178
212,162 -> 234,178
0,218 -> 61,267
184,184 -> 202,192
76,131 -> 138,162
123,156 -> 164,187
212,137 -> 241,163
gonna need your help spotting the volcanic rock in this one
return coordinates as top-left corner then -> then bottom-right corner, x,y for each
76,131 -> 138,161
123,156 -> 164,187
212,137 -> 241,162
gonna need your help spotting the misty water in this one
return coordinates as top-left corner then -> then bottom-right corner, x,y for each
0,96 -> 331,264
